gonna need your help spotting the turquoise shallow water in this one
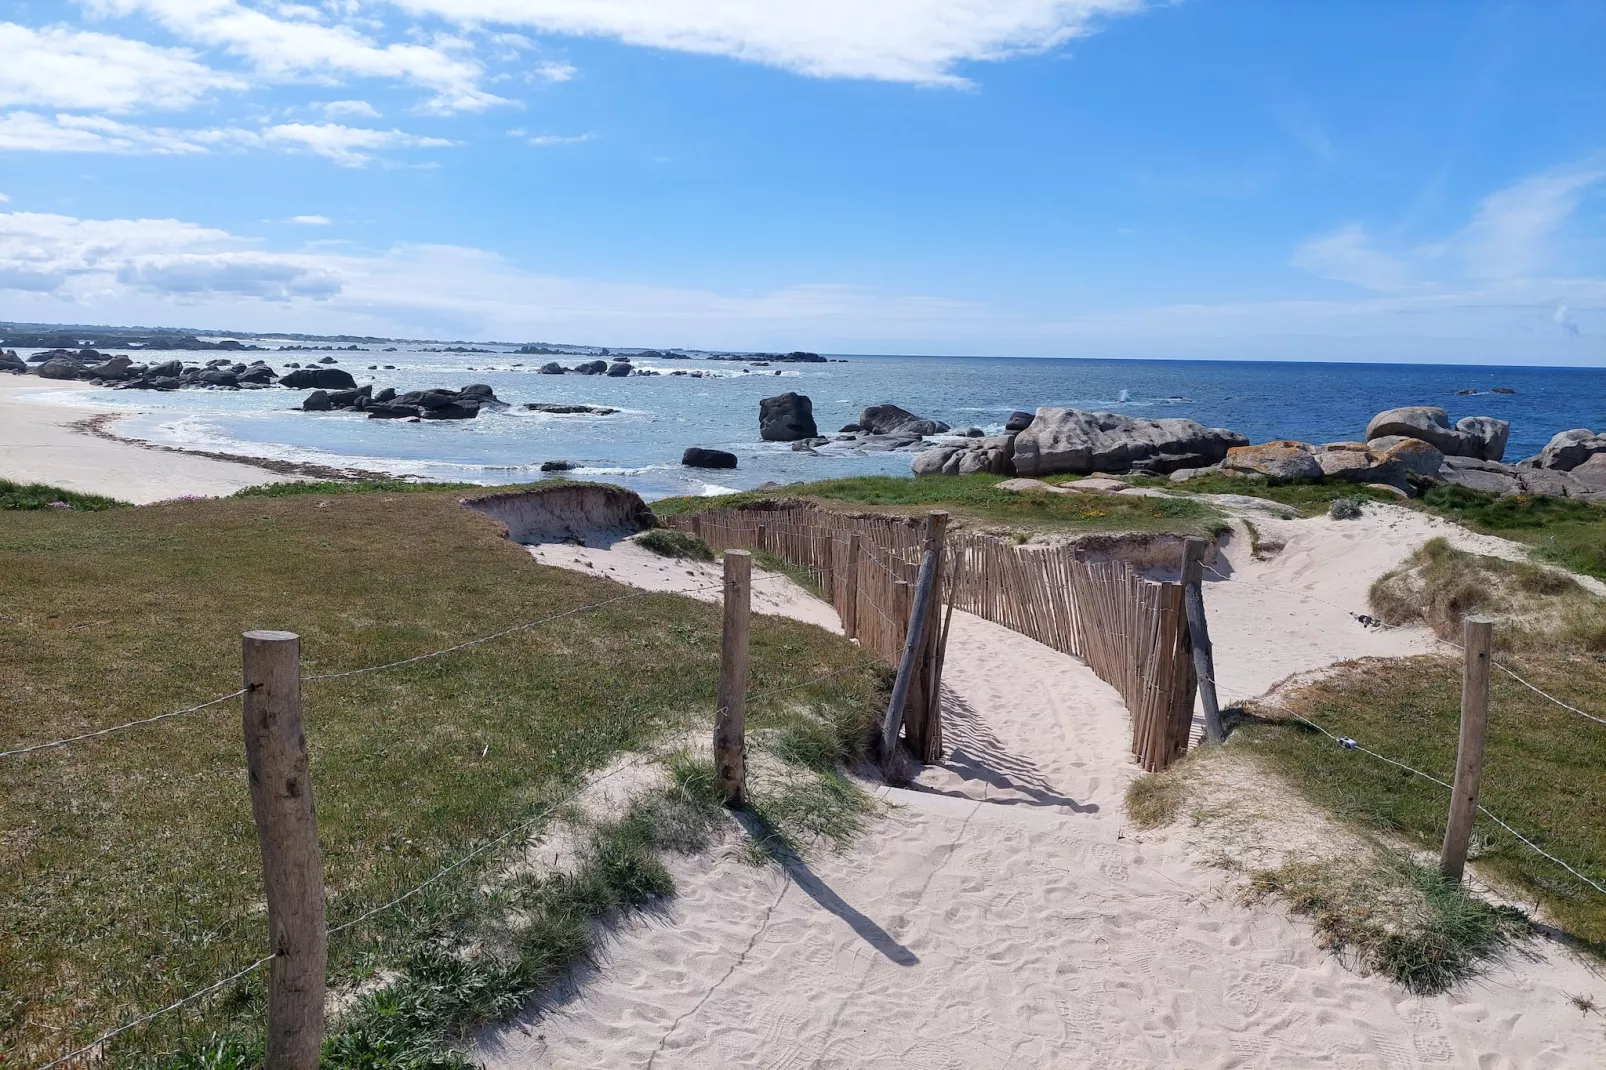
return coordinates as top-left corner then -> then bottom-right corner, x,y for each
17,349 -> 1605,500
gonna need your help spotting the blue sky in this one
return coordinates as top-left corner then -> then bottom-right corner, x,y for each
0,0 -> 1602,364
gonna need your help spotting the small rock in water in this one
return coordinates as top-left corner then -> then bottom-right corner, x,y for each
540,460 -> 575,472
682,447 -> 738,469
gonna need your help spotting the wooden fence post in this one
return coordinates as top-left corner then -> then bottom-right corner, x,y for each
909,512 -> 950,763
1180,538 -> 1223,744
714,550 -> 752,807
880,543 -> 941,763
843,531 -> 862,640
1441,616 -> 1493,883
241,630 -> 326,1070
755,523 -> 768,555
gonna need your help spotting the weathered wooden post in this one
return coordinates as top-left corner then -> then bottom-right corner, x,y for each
756,522 -> 768,555
714,550 -> 753,806
1441,616 -> 1493,883
880,535 -> 942,764
843,531 -> 862,640
241,630 -> 326,1070
908,512 -> 950,762
1180,538 -> 1223,744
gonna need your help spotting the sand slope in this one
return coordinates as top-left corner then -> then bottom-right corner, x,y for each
481,519 -> 1603,1069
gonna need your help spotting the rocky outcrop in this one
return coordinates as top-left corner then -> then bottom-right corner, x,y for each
1005,411 -> 1035,433
911,435 -> 1015,476
0,349 -> 24,374
364,384 -> 504,421
280,367 -> 357,390
1533,429 -> 1606,471
1220,441 -> 1322,483
524,403 -> 619,415
759,392 -> 818,441
858,404 -> 950,437
1011,408 -> 1247,476
682,447 -> 738,469
1364,407 -> 1508,461
1367,437 -> 1446,480
37,357 -> 87,380
606,360 -> 633,377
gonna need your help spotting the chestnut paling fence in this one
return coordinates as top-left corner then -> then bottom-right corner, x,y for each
668,501 -> 1198,772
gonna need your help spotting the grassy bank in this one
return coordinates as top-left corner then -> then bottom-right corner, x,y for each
654,473 -> 1225,537
1235,655 -> 1606,952
0,483 -> 882,1065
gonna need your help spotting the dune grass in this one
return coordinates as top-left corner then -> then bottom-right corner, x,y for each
0,485 -> 882,1066
1369,537 -> 1606,653
230,479 -> 479,499
635,527 -> 714,561
1243,852 -> 1530,995
653,474 -> 1224,537
1234,656 -> 1606,954
1418,484 -> 1606,581
1124,472 -> 1408,516
0,478 -> 125,511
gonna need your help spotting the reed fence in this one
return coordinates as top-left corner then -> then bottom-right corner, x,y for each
669,502 -> 1198,772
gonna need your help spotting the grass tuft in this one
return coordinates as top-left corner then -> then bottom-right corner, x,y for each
1327,497 -> 1365,521
636,528 -> 714,561
1244,853 -> 1529,994
229,479 -> 480,499
1125,769 -> 1188,829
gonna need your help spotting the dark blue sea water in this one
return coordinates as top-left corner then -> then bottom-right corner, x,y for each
16,348 -> 1605,500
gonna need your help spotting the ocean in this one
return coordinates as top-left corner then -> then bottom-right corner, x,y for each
17,349 -> 1605,501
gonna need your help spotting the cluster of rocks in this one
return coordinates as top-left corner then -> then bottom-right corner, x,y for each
706,351 -> 827,363
914,408 -> 1247,478
13,349 -> 284,389
304,383 -> 506,421
538,358 -> 636,377
523,403 -> 618,415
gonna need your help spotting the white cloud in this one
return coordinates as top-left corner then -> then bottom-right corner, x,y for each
249,122 -> 454,165
0,21 -> 243,111
531,61 -> 575,82
86,0 -> 509,112
319,99 -> 381,118
0,111 -> 451,165
0,111 -> 217,154
3,209 -> 1599,364
1290,224 -> 1415,291
0,193 -> 9,202
527,132 -> 591,145
290,214 -> 332,225
387,0 -> 1147,85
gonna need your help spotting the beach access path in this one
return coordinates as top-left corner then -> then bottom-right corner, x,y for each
0,377 -> 299,503
477,516 -> 1601,1069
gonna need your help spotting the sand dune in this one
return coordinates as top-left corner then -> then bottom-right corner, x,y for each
482,518 -> 1603,1069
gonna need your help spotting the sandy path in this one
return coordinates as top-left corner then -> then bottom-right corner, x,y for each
481,522 -> 1603,1069
0,377 -> 299,503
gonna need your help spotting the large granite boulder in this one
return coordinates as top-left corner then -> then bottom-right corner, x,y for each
606,360 -> 632,377
1220,441 -> 1321,483
0,350 -> 25,374
37,357 -> 89,380
759,392 -> 818,441
1011,408 -> 1248,476
1367,437 -> 1446,480
682,447 -> 738,469
1363,407 -> 1508,461
1437,456 -> 1523,496
911,435 -> 1015,476
1535,429 -> 1606,471
859,404 -> 950,437
1005,411 -> 1035,433
1314,442 -> 1406,487
280,367 -> 357,390
85,355 -> 135,380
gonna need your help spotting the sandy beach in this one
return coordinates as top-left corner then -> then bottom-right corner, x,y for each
474,519 -> 1604,1069
0,377 -> 303,503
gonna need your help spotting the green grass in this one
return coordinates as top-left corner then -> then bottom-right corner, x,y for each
1124,768 -> 1189,829
1418,484 -> 1606,580
1244,853 -> 1530,994
0,478 -> 125,511
654,474 -> 1224,537
636,528 -> 714,561
0,486 -> 882,1066
1234,655 -> 1606,953
229,479 -> 480,500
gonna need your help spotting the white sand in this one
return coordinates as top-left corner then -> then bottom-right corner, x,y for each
481,516 -> 1604,1069
0,377 -> 299,503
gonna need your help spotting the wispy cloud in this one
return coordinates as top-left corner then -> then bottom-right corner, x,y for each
527,132 -> 592,146
290,214 -> 332,225
1292,156 -> 1606,294
319,99 -> 380,119
250,122 -> 455,166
